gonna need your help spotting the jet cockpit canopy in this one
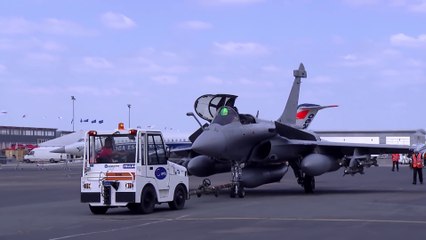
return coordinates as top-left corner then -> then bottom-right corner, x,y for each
212,106 -> 240,126
194,94 -> 238,122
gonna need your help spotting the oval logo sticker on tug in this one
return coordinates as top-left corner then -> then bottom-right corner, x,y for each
155,167 -> 167,180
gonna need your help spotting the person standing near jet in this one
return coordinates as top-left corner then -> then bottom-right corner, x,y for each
391,153 -> 400,172
411,152 -> 423,185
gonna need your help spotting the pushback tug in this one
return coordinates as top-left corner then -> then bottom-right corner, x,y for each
81,123 -> 189,214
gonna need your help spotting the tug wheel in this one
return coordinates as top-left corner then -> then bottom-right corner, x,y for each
168,184 -> 186,210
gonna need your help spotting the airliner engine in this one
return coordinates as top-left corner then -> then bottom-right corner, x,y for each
300,153 -> 340,176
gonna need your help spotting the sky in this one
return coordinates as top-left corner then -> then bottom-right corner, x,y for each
0,0 -> 426,134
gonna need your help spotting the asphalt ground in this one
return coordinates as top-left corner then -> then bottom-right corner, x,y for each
1,161 -> 426,240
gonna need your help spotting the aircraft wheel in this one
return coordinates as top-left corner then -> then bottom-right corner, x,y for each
230,185 -> 237,198
303,175 -> 315,193
89,205 -> 108,215
237,186 -> 245,198
168,185 -> 186,210
140,186 -> 156,214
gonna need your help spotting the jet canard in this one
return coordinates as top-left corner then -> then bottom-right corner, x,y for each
183,63 -> 412,198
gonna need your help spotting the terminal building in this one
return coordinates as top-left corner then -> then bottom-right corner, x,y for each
0,125 -> 72,159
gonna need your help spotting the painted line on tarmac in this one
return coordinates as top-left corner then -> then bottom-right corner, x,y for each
49,215 -> 426,239
49,219 -> 173,240
180,217 -> 426,224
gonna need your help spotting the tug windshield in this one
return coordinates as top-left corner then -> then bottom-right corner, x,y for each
87,134 -> 138,164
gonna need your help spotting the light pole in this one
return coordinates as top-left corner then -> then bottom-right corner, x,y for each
71,96 -> 76,132
127,104 -> 131,128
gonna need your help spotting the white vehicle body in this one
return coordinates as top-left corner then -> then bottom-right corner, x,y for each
24,147 -> 68,163
80,127 -> 189,215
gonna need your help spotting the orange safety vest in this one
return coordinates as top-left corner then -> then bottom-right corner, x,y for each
391,154 -> 400,162
412,153 -> 424,169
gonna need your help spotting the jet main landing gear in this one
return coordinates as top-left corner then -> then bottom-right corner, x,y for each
230,162 -> 245,198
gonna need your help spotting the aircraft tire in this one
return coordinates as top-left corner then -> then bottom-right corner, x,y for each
230,185 -> 237,198
89,205 -> 108,215
140,185 -> 156,214
168,184 -> 186,210
237,186 -> 245,198
303,175 -> 315,193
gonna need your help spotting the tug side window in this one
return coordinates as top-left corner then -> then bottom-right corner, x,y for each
147,134 -> 167,165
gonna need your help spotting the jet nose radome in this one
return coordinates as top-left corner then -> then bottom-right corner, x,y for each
191,128 -> 226,158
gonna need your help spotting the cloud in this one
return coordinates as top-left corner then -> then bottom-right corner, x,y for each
341,54 -> 378,67
0,64 -> 6,73
213,41 -> 269,56
0,17 -> 35,34
0,38 -> 66,52
41,41 -> 65,51
0,17 -> 95,36
67,85 -> 123,96
178,20 -> 212,30
200,0 -> 264,6
42,18 -> 95,36
390,33 -> 426,48
261,65 -> 281,73
83,57 -> 114,69
310,75 -> 335,84
26,52 -> 60,63
343,0 -> 382,6
237,78 -> 273,87
152,75 -> 179,85
101,12 -> 136,30
408,1 -> 426,12
203,76 -> 224,84
343,0 -> 426,12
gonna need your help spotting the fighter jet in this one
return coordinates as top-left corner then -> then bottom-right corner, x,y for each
185,63 -> 411,198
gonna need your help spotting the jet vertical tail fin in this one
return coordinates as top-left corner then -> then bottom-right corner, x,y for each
295,104 -> 338,129
277,63 -> 307,126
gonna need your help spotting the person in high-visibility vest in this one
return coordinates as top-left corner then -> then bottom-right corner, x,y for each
411,152 -> 423,185
391,153 -> 400,172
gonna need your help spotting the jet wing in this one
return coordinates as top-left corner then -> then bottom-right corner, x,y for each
313,140 -> 412,155
284,139 -> 411,157
274,121 -> 411,155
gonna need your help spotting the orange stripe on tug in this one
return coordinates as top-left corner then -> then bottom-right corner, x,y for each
105,172 -> 135,181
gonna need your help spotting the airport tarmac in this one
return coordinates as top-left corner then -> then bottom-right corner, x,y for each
1,162 -> 426,240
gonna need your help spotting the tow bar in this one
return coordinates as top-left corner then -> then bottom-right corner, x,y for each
190,178 -> 232,197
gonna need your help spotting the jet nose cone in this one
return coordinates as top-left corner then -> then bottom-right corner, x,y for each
192,128 -> 226,158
